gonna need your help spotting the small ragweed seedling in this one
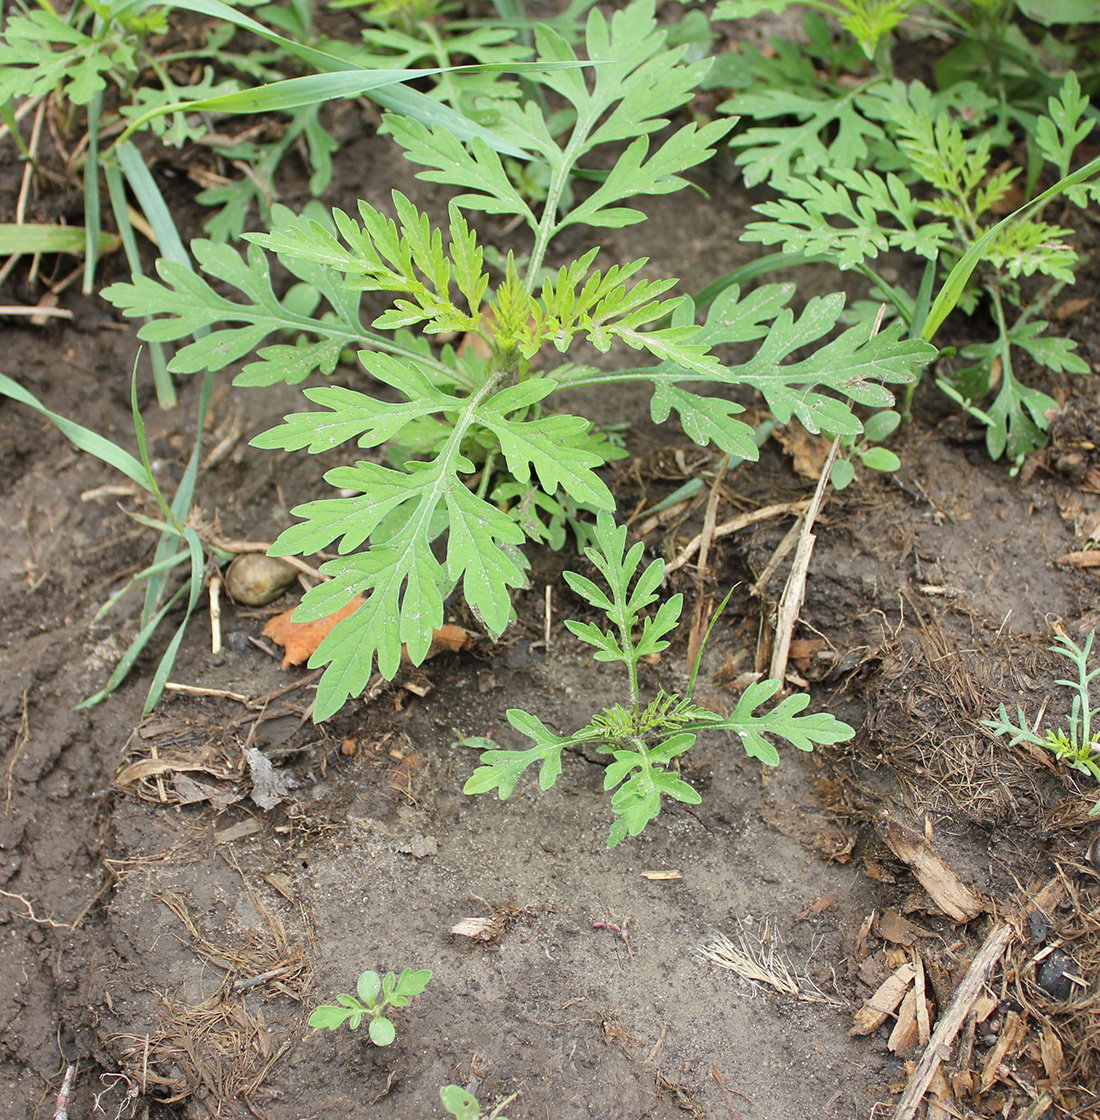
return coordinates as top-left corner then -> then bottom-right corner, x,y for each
441,1084 -> 518,1119
309,967 -> 432,1045
984,629 -> 1100,814
463,510 -> 855,847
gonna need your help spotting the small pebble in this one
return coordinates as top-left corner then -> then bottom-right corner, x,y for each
224,553 -> 299,606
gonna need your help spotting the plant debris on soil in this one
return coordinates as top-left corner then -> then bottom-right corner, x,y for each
4,23 -> 1100,1120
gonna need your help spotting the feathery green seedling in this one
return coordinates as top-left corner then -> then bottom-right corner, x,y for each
309,967 -> 432,1045
103,0 -> 935,722
984,630 -> 1100,815
441,1084 -> 517,1120
463,512 -> 855,847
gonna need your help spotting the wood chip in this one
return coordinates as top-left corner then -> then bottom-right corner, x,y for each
979,1009 -> 1027,1093
1057,549 -> 1100,567
891,923 -> 1013,1120
851,962 -> 916,1035
640,870 -> 682,880
879,910 -> 921,946
879,815 -> 982,922
450,917 -> 499,940
912,949 -> 931,1047
889,986 -> 921,1056
215,819 -> 263,844
1040,1021 -> 1064,1084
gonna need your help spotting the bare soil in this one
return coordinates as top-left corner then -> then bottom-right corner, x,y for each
3,51 -> 1100,1120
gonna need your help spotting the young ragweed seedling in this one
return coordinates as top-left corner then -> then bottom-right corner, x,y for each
441,1084 -> 518,1120
463,511 -> 855,847
309,967 -> 432,1045
984,629 -> 1100,815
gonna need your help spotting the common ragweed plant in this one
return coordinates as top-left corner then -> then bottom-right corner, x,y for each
104,0 -> 934,722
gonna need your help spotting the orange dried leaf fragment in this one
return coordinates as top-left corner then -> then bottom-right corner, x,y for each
263,597 -> 366,668
262,599 -> 473,670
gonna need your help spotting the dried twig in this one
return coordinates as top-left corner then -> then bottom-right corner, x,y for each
686,454 -> 728,672
209,573 -> 223,655
665,500 -> 810,574
892,923 -> 1013,1120
52,1063 -> 76,1120
0,304 -> 74,319
768,438 -> 840,684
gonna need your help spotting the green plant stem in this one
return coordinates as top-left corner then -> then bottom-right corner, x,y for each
986,280 -> 1014,407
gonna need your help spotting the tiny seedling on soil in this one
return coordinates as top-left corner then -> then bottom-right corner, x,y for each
441,1084 -> 518,1120
463,511 -> 855,847
309,967 -> 432,1045
984,629 -> 1100,815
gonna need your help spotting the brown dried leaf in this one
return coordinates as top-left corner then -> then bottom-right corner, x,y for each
1054,296 -> 1091,320
263,597 -> 366,668
879,910 -> 921,946
774,422 -> 830,479
262,599 -> 472,669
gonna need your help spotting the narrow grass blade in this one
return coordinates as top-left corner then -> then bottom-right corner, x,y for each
686,586 -> 736,701
118,63 -> 589,143
157,0 -> 554,158
105,162 -> 175,407
115,142 -> 190,267
140,368 -> 214,624
923,154 -> 1100,342
94,549 -> 190,621
0,225 -> 121,255
142,525 -> 207,716
0,371 -> 152,490
130,362 -> 179,527
1,98 -> 31,160
76,583 -> 190,709
910,254 -> 937,341
83,91 -> 103,294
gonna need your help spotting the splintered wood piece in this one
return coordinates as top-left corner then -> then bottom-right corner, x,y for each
851,962 -> 916,1035
889,986 -> 921,1056
879,815 -> 982,922
891,923 -> 1013,1120
980,1010 -> 1027,1093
